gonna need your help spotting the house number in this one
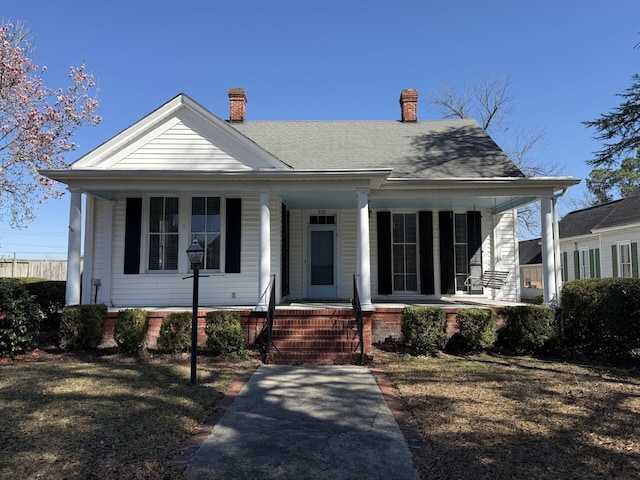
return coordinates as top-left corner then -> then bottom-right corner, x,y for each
317,209 -> 327,214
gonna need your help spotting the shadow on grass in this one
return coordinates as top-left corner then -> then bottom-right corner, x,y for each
0,353 -> 250,480
385,353 -> 640,479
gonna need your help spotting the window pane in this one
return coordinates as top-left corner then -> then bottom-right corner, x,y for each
455,244 -> 468,273
192,197 -> 206,232
406,274 -> 417,291
149,235 -> 161,270
149,198 -> 163,233
393,245 -> 405,274
393,215 -> 404,243
206,197 -> 221,232
394,274 -> 404,291
164,234 -> 179,270
405,215 -> 416,243
206,233 -> 221,270
405,245 -> 417,274
165,198 -> 179,233
454,214 -> 467,243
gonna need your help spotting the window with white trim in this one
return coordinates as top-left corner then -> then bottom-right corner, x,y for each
454,213 -> 469,291
148,197 -> 179,271
619,242 -> 632,278
191,197 -> 221,271
580,249 -> 590,280
392,213 -> 417,292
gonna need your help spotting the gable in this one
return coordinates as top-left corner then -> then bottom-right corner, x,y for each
72,94 -> 290,172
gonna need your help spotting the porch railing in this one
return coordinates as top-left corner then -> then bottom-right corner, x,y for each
352,274 -> 365,364
259,275 -> 277,364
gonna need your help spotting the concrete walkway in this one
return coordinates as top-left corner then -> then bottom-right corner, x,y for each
183,365 -> 421,480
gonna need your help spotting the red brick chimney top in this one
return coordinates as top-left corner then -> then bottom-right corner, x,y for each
399,89 -> 419,122
228,88 -> 247,122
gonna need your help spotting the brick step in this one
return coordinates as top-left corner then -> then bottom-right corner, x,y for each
271,318 -> 355,328
272,340 -> 358,352
268,351 -> 363,365
272,328 -> 357,337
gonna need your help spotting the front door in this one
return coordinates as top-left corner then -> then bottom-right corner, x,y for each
307,226 -> 337,298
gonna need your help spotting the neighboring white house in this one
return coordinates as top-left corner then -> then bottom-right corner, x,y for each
42,88 -> 578,310
519,238 -> 543,300
559,190 -> 640,282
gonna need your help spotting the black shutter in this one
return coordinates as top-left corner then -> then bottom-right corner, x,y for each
419,211 -> 435,294
123,198 -> 142,274
377,211 -> 392,295
281,203 -> 290,296
225,198 -> 241,273
439,211 -> 455,294
466,211 -> 483,293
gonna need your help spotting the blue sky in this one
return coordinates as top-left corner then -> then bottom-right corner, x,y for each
0,0 -> 638,259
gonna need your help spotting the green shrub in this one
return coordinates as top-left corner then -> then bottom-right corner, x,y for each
0,279 -> 42,358
497,305 -> 557,354
562,278 -> 640,353
451,308 -> 497,352
157,312 -> 191,352
205,310 -> 247,358
114,309 -> 148,356
59,304 -> 107,351
401,306 -> 447,355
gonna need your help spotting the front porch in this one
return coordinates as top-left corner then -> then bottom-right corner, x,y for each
101,296 -> 522,364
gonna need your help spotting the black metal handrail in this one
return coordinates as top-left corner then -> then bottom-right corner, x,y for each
258,275 -> 277,363
352,274 -> 365,364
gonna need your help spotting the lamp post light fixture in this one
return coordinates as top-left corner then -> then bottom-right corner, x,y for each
186,238 -> 204,385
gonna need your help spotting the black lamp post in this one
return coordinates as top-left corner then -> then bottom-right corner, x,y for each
186,238 -> 204,385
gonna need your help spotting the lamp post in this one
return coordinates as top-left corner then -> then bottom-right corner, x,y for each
186,238 -> 204,385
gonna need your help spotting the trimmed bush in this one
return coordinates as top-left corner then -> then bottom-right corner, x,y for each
0,279 -> 42,358
205,310 -> 247,358
562,278 -> 640,353
59,304 -> 107,351
497,305 -> 557,354
401,306 -> 447,355
157,312 -> 191,353
452,308 -> 497,352
114,309 -> 148,356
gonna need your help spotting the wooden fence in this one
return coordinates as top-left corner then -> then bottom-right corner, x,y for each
0,256 -> 68,281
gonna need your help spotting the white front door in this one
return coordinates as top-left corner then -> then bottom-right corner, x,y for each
307,226 -> 337,299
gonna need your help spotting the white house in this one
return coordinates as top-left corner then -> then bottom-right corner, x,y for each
559,190 -> 640,283
42,89 -> 578,311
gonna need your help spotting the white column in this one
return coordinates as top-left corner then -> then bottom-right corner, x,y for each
66,189 -> 82,305
540,196 -> 556,304
81,195 -> 94,304
357,189 -> 374,310
256,190 -> 271,311
552,196 -> 563,305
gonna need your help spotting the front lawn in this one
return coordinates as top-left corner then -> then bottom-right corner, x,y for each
376,350 -> 640,479
0,351 -> 254,480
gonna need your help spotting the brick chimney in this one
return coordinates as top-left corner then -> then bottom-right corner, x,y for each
228,88 -> 247,122
399,89 -> 418,122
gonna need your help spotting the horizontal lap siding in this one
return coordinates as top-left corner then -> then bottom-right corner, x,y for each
118,120 -> 251,171
340,210 -> 357,299
92,199 -> 106,303
110,195 -> 260,307
288,210 -> 304,299
493,211 -> 518,301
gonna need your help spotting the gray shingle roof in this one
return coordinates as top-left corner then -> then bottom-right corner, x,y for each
230,119 -> 525,179
559,189 -> 640,238
519,238 -> 542,265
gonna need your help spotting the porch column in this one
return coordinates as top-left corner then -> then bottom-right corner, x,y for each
357,189 -> 374,311
256,190 -> 271,311
66,189 -> 82,305
540,196 -> 557,304
552,196 -> 563,305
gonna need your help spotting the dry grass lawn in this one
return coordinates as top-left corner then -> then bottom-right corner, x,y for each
0,350 -> 255,480
375,350 -> 640,480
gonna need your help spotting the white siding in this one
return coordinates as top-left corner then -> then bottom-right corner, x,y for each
109,194 -> 261,307
115,118 -> 252,171
288,209 -> 304,299
339,209 -> 358,299
91,199 -> 106,303
492,210 -> 518,301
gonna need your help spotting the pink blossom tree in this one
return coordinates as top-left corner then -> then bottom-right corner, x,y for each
0,22 -> 101,227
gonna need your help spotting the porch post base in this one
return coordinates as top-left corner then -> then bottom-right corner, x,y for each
360,302 -> 375,312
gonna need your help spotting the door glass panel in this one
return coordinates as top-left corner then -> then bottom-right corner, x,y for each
311,230 -> 333,285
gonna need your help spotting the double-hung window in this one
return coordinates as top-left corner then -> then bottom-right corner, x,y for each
392,213 -> 417,292
580,249 -> 590,279
619,242 -> 632,278
149,197 -> 179,271
191,197 -> 221,271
